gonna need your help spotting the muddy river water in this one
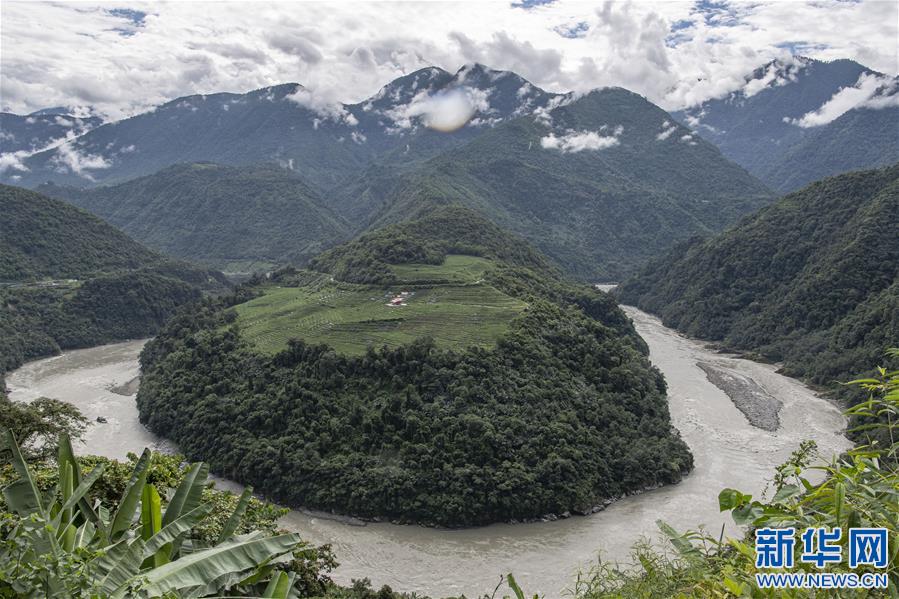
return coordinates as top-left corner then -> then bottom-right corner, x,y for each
6,305 -> 851,598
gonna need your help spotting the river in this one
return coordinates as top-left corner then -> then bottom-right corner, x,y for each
6,306 -> 852,598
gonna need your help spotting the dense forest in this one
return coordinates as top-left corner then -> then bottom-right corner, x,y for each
309,204 -> 554,283
0,185 -> 227,386
617,165 -> 899,393
137,206 -> 693,526
40,163 -> 351,272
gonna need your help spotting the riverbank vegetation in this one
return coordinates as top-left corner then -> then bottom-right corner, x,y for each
0,185 -> 228,392
136,206 -> 693,527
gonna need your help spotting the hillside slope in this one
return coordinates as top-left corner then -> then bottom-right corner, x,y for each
40,163 -> 350,272
617,165 -> 899,388
0,184 -> 226,380
137,205 -> 693,526
346,88 -> 773,280
0,185 -> 166,282
758,105 -> 899,192
675,58 -> 898,191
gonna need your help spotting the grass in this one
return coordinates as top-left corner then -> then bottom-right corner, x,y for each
388,255 -> 492,284
233,255 -> 527,355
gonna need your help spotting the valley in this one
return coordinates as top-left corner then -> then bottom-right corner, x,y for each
5,305 -> 852,597
1,6 -> 897,596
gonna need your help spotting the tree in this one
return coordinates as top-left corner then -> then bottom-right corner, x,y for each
0,396 -> 86,460
0,431 -> 306,598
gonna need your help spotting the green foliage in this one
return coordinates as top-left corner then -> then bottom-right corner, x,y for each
310,205 -> 553,284
234,257 -> 528,355
0,396 -> 87,460
341,89 -> 772,281
136,208 -> 692,526
40,163 -> 351,272
618,165 -> 899,401
0,451 -> 289,545
564,350 -> 899,598
0,433 -> 335,598
0,184 -> 164,282
0,184 -> 228,388
0,271 -> 202,379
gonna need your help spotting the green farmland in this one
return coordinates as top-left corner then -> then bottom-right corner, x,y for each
233,255 -> 527,355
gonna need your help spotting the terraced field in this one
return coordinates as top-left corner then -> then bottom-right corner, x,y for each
233,255 -> 527,355
389,255 -> 492,284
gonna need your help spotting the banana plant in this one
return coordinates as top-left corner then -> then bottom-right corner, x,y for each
0,430 -> 303,598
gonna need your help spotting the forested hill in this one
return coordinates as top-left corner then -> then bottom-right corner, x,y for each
39,163 -> 351,273
137,205 -> 693,526
309,204 -> 554,283
0,184 -> 227,383
617,165 -> 899,390
1,184 -> 167,281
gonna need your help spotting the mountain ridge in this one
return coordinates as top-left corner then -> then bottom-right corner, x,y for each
616,164 -> 899,391
674,57 -> 899,191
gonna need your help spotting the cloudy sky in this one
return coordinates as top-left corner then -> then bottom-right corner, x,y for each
1,0 -> 897,120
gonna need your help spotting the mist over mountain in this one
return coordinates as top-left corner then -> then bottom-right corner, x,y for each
675,57 -> 899,191
6,58 -> 895,282
1,63 -> 560,190
0,110 -> 101,153
8,63 -> 774,280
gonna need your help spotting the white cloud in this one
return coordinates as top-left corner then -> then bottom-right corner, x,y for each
52,142 -> 112,178
0,1 -> 895,119
540,129 -> 620,153
656,121 -> 677,140
0,151 -> 30,174
385,87 -> 490,132
286,86 -> 357,126
790,73 -> 899,127
0,127 -> 95,174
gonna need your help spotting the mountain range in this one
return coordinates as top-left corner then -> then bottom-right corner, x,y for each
674,57 -> 899,191
340,86 -> 772,279
22,64 -> 772,280
4,58 -> 896,280
2,64 -> 558,190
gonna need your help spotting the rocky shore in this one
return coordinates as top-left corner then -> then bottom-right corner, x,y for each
698,362 -> 782,431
